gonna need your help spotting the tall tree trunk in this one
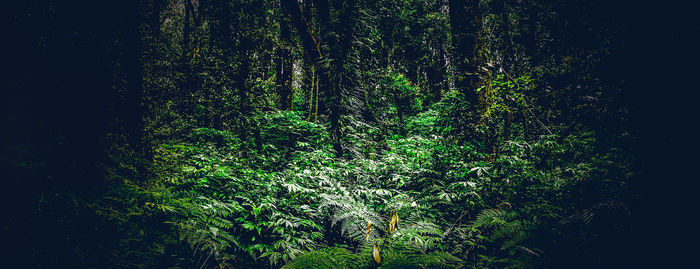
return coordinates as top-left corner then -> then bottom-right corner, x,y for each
236,37 -> 257,152
448,0 -> 479,105
277,4 -> 294,110
301,0 -> 314,118
210,0 -> 235,129
326,0 -> 355,157
180,0 -> 195,114
183,0 -> 192,58
314,0 -> 330,115
305,64 -> 317,120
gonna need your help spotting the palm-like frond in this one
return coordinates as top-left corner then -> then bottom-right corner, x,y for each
320,194 -> 385,242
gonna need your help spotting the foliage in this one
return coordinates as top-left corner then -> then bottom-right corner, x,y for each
281,247 -> 369,269
3,0 -> 638,268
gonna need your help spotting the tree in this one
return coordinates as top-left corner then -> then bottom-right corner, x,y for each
277,2 -> 294,110
281,0 -> 355,157
448,0 -> 480,104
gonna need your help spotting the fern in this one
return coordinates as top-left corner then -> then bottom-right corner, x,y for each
470,207 -> 545,267
473,208 -> 510,229
281,247 -> 368,269
321,194 -> 385,242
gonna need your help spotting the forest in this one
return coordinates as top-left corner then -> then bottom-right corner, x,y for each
2,0 -> 698,268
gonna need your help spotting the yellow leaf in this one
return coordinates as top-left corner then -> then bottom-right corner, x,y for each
366,222 -> 372,241
389,212 -> 399,234
373,244 -> 381,263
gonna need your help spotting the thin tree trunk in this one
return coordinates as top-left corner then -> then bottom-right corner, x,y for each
180,0 -> 195,114
237,38 -> 251,141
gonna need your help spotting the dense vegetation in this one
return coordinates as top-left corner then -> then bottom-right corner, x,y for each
2,0 -> 697,268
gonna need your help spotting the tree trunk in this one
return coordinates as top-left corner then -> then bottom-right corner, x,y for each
327,0 -> 355,157
180,0 -> 195,115
277,4 -> 294,110
448,0 -> 479,104
281,0 -> 354,157
301,0 -> 314,118
237,38 -> 251,133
